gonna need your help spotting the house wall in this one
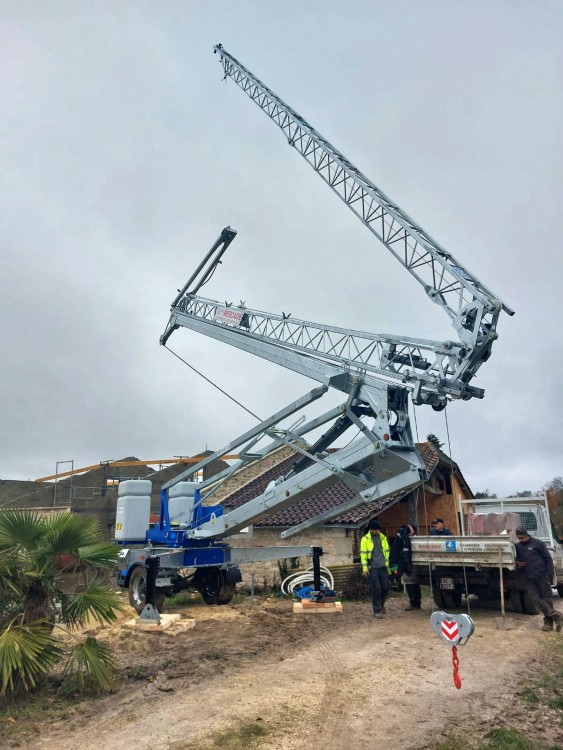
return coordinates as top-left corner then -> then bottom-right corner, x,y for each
371,468 -> 469,539
416,471 -> 466,534
377,497 -> 413,537
231,525 -> 354,589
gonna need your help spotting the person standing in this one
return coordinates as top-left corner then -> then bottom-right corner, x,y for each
430,518 -> 452,535
390,525 -> 422,611
515,526 -> 562,632
360,519 -> 390,618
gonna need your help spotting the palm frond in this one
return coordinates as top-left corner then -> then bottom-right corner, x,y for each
75,542 -> 121,569
64,636 -> 116,693
0,566 -> 26,597
38,513 -> 103,561
0,620 -> 61,695
0,510 -> 46,552
0,569 -> 27,624
59,581 -> 123,629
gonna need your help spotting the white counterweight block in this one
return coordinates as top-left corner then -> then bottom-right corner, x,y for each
168,481 -> 199,525
115,480 -> 152,541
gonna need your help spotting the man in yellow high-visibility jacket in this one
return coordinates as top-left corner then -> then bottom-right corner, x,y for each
360,519 -> 390,618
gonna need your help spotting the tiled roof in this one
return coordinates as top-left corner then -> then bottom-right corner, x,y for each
220,442 -> 440,528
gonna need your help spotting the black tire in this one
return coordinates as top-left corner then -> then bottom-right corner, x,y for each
217,582 -> 236,605
557,583 -> 563,599
510,590 -> 524,613
521,592 -> 540,615
194,568 -> 221,605
432,586 -> 462,610
510,590 -> 539,615
128,566 -> 166,615
194,568 -> 236,605
432,587 -> 445,609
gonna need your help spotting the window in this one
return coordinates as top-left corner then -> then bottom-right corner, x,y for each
517,512 -> 537,533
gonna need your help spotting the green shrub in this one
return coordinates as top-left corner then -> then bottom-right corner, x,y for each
340,567 -> 370,601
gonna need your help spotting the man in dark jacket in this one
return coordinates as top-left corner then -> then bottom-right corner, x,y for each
389,524 -> 421,610
430,518 -> 452,535
515,526 -> 562,632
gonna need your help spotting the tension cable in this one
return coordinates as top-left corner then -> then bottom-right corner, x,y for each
164,345 -> 262,422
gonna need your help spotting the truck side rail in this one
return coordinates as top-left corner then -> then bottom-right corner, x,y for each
411,536 -> 516,570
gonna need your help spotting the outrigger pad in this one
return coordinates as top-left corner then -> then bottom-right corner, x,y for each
430,611 -> 474,646
137,603 -> 161,625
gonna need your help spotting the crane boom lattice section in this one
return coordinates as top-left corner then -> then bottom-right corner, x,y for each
213,44 -> 513,355
172,294 -> 480,402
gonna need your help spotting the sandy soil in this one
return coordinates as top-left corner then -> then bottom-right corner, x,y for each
7,594 -> 563,750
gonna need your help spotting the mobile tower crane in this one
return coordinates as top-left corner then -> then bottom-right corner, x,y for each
116,45 -> 513,619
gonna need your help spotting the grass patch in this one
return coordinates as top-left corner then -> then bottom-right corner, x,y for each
164,591 -> 248,608
518,640 -> 563,723
182,718 -> 276,750
434,728 -> 562,750
480,728 -> 558,750
165,592 -> 201,607
211,719 -> 272,747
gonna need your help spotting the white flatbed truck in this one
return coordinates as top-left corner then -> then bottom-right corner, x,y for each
411,497 -> 563,613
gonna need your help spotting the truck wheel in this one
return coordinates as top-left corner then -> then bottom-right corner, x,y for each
520,592 -> 540,615
432,588 -> 445,608
432,587 -> 462,610
128,566 -> 166,614
557,583 -> 563,599
510,591 -> 524,613
510,591 -> 539,615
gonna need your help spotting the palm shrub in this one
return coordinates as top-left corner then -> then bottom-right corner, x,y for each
0,510 -> 123,697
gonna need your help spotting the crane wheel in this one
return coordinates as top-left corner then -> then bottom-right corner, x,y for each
128,565 -> 166,615
194,567 -> 236,605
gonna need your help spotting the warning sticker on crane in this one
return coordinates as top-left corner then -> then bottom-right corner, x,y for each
214,307 -> 244,326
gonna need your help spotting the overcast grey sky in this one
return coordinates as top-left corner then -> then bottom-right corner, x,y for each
2,1 -> 562,496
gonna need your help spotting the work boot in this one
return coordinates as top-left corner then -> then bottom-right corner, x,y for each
374,611 -> 383,619
541,621 -> 553,632
555,613 -> 563,633
405,604 -> 421,611
381,607 -> 387,614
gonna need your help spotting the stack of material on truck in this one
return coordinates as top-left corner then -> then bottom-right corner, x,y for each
467,512 -> 521,543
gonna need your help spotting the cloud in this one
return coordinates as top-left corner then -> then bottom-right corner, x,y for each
1,2 -> 562,497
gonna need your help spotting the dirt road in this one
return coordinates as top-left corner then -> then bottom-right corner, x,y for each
14,594 -> 563,750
